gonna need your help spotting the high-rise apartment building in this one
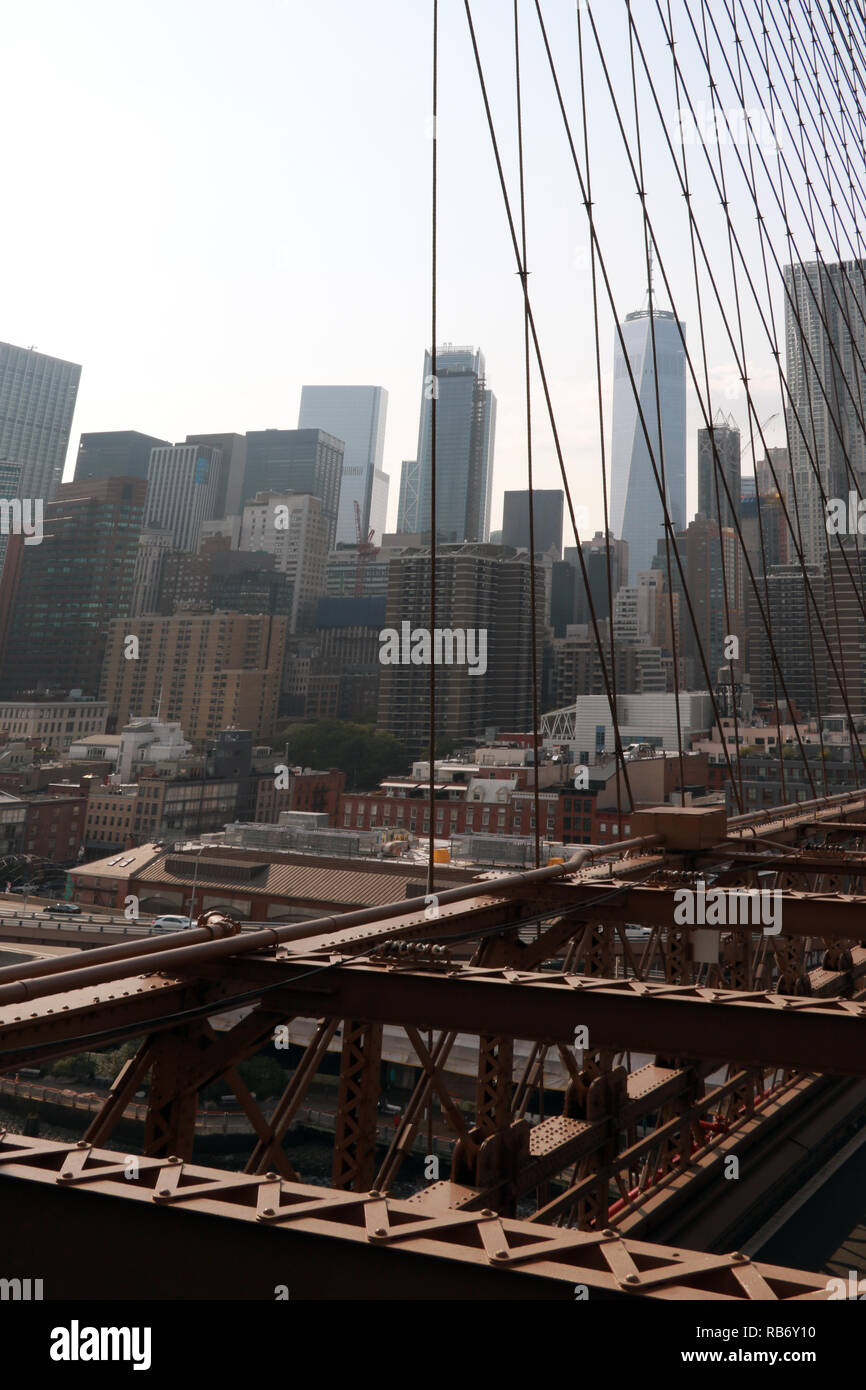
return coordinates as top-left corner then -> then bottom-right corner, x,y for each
74,431 -> 170,484
240,491 -> 329,631
100,612 -> 288,742
0,477 -> 146,698
298,387 -> 389,544
610,308 -> 687,579
0,341 -> 81,501
376,543 -> 544,750
752,563 -> 823,716
654,518 -> 742,687
242,430 -> 343,549
145,443 -> 223,552
397,347 -> 496,544
822,546 -> 866,717
501,489 -> 564,559
785,259 -> 866,563
697,413 -> 741,530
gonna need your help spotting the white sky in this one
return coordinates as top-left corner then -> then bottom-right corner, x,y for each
2,0 -> 847,537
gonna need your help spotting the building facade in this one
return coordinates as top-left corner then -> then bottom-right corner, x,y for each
0,341 -> 81,501
610,309 -> 687,579
100,612 -> 288,742
501,489 -> 564,559
0,478 -> 146,698
74,430 -> 170,484
242,430 -> 344,549
145,443 -> 223,552
298,386 -> 389,544
397,347 -> 496,544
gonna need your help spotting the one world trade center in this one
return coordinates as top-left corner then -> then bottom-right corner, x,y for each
610,306 -> 687,581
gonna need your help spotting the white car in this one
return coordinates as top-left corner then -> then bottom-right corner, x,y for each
152,914 -> 193,932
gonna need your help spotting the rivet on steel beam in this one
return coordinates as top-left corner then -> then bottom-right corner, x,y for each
374,1227 -> 387,1237
623,1273 -> 640,1284
369,1189 -> 381,1198
76,1141 -> 90,1149
495,1250 -> 509,1260
481,1208 -> 495,1217
261,1207 -> 276,1217
266,1171 -> 279,1181
602,1228 -> 617,1237
732,1251 -> 749,1263
157,1188 -> 172,1197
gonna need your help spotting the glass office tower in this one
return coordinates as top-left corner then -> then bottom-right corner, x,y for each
398,346 -> 496,543
610,309 -> 686,580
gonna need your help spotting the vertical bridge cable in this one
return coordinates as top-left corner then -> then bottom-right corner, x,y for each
576,0 -> 630,828
427,0 -> 438,898
513,0 -> 543,868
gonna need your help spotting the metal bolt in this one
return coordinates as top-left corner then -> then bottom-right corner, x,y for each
374,1226 -> 387,1237
602,1227 -> 617,1237
623,1273 -> 639,1284
61,1171 -> 73,1180
495,1250 -> 509,1260
157,1188 -> 171,1197
261,1207 -> 275,1217
481,1208 -> 495,1217
266,1171 -> 278,1181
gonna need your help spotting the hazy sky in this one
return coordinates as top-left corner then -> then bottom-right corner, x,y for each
3,0 -> 846,537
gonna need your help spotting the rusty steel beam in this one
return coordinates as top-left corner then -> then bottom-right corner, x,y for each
0,975 -> 228,1073
245,956 -> 866,1077
537,879 -> 866,938
0,1134 -> 832,1300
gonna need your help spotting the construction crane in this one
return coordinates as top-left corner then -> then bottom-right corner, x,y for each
740,412 -> 780,460
353,500 -> 378,597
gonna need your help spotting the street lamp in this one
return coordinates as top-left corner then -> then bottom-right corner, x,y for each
187,843 -> 207,925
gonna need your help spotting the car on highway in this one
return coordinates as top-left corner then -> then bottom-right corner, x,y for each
152,914 -> 193,932
41,902 -> 82,914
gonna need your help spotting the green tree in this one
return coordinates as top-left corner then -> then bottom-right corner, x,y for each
278,721 -> 408,790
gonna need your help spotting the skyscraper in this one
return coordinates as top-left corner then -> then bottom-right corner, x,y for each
501,489 -> 564,558
298,386 -> 389,544
0,341 -> 81,501
74,431 -> 171,484
145,443 -> 223,552
377,543 -> 543,750
697,413 -> 741,530
784,259 -> 866,563
240,491 -> 329,632
397,346 -> 496,544
185,432 -> 247,520
610,309 -> 686,579
0,477 -> 146,698
242,429 -> 344,549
